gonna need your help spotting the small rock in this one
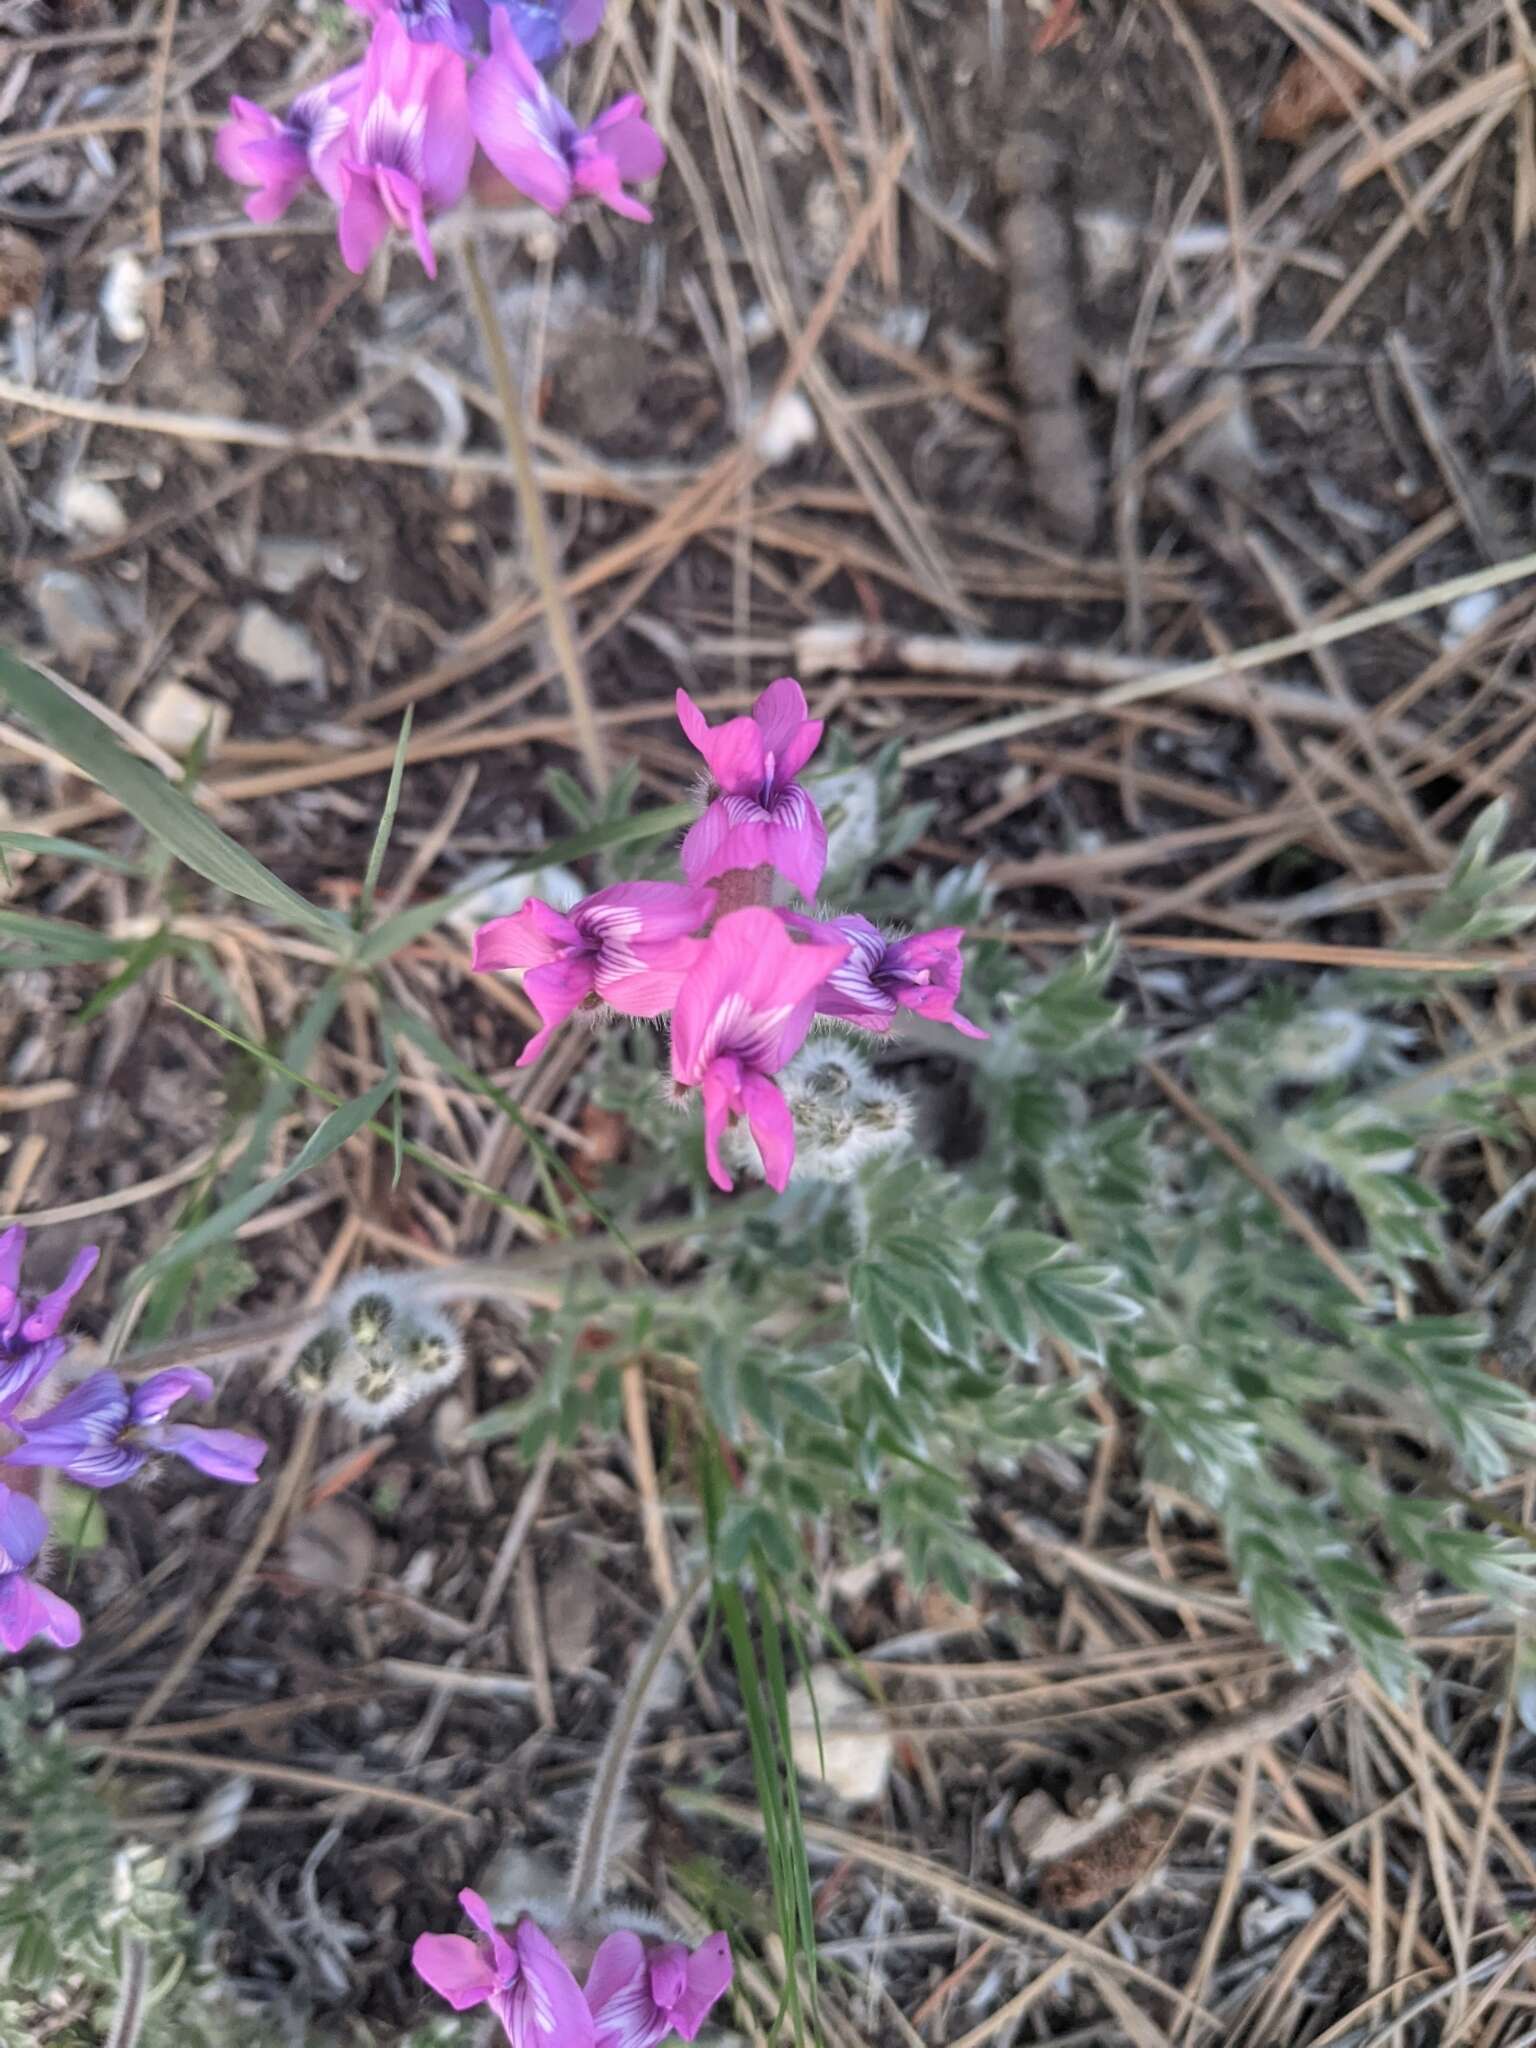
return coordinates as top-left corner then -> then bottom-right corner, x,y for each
284,1498 -> 376,1593
33,570 -> 121,665
751,390 -> 818,467
1442,589 -> 1501,650
234,603 -> 325,688
786,1666 -> 893,1806
56,475 -> 127,540
0,226 -> 45,319
135,677 -> 230,755
255,536 -> 363,594
1241,1885 -> 1316,1949
99,252 -> 149,344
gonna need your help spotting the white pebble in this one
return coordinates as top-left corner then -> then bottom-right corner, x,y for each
1442,589 -> 1501,649
135,677 -> 230,755
751,389 -> 819,467
234,602 -> 325,688
99,252 -> 149,344
56,475 -> 127,539
787,1666 -> 893,1807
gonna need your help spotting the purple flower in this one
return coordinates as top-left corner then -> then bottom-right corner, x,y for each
348,0 -> 488,55
338,13 -> 475,277
0,1484 -> 80,1654
6,1368 -> 266,1491
215,69 -> 360,222
473,882 -> 715,1068
413,1890 -> 595,2048
0,1227 -> 98,1419
676,679 -> 827,903
584,1930 -> 732,2048
491,0 -> 606,67
468,8 -> 664,222
670,907 -> 846,1192
781,914 -> 988,1039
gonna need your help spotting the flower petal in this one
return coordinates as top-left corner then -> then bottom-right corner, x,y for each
337,165 -> 391,273
0,1571 -> 81,1653
510,1916 -> 596,2047
739,1071 -> 795,1191
577,881 -> 715,943
129,1367 -> 215,1427
151,1425 -> 267,1485
758,785 -> 826,901
515,955 -> 599,1066
674,691 -> 765,794
671,1934 -> 733,2041
0,1486 -> 48,1575
473,899 -> 580,972
698,1063 -> 739,1193
468,10 -> 575,215
750,676 -> 811,758
583,1930 -> 647,2019
413,1932 -> 498,2013
20,1244 -> 98,1344
595,936 -> 703,1019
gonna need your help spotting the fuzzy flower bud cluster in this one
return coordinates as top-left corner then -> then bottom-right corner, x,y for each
216,0 -> 664,277
0,1227 -> 266,1656
473,679 -> 987,1193
413,1888 -> 731,2048
288,1271 -> 465,1422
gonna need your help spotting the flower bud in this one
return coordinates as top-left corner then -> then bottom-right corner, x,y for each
289,1324 -> 347,1402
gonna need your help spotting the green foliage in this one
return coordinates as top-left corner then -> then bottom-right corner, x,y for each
0,1678 -> 273,2048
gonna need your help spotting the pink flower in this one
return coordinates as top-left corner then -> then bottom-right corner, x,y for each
473,882 -> 715,1068
413,1890 -> 594,2048
337,14 -> 475,277
584,1930 -> 732,2048
0,1484 -> 80,1655
215,70 -> 359,222
467,8 -> 664,223
676,679 -> 827,902
781,914 -> 988,1039
670,907 -> 846,1192
6,1368 -> 267,1490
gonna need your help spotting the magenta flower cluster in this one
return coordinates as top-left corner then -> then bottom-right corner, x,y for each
472,678 -> 986,1193
0,1227 -> 266,1656
216,0 -> 664,278
414,1889 -> 732,2048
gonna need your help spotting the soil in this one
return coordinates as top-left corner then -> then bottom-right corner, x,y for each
4,0 -> 1536,2040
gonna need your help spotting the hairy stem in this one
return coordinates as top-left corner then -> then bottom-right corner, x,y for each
460,234 -> 608,796
567,1562 -> 710,1912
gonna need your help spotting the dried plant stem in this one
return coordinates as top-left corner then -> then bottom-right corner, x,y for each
127,1405 -> 323,1733
460,235 -> 608,795
567,1563 -> 710,1911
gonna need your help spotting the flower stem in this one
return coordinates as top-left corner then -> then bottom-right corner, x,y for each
459,234 -> 609,796
567,1562 -> 710,1912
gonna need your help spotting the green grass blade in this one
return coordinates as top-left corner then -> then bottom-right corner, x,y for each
0,831 -> 141,875
0,907 -> 126,965
0,650 -> 346,946
358,709 -> 413,925
134,1072 -> 398,1289
170,1003 -> 545,1228
73,930 -> 181,1027
355,802 -> 695,965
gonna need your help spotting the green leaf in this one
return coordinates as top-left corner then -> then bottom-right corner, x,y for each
134,1073 -> 397,1288
0,649 -> 345,945
72,929 -> 181,1026
0,907 -> 125,965
0,830 -> 140,875
355,802 -> 695,964
851,1265 -> 904,1390
358,708 -> 413,924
